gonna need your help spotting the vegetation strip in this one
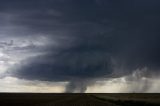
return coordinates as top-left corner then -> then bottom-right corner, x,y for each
91,95 -> 160,106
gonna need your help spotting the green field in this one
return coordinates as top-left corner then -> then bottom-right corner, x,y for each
0,93 -> 160,106
92,93 -> 160,106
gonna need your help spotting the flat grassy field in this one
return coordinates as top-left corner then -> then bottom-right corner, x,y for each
0,93 -> 160,106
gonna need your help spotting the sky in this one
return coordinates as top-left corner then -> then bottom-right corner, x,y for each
0,0 -> 160,93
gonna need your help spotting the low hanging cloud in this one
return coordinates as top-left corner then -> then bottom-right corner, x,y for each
3,0 -> 160,92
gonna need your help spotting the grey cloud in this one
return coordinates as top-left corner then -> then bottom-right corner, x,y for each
0,40 -> 13,46
4,0 -> 160,92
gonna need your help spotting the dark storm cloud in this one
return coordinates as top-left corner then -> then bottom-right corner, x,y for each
4,0 -> 160,92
